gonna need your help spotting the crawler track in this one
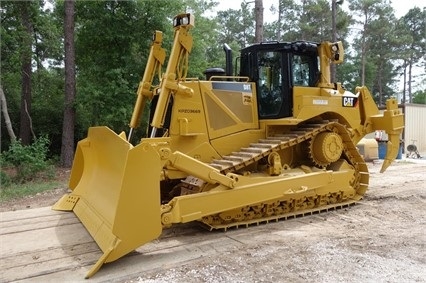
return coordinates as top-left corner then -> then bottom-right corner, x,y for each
201,120 -> 369,230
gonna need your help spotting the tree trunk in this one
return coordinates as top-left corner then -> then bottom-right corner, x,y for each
408,56 -> 413,103
330,0 -> 343,83
19,1 -> 33,145
360,8 -> 369,87
402,60 -> 407,104
254,0 -> 263,43
277,1 -> 283,41
377,60 -> 383,106
0,85 -> 17,143
61,0 -> 76,168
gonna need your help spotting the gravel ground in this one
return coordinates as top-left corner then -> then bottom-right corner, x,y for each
1,158 -> 425,283
124,159 -> 426,283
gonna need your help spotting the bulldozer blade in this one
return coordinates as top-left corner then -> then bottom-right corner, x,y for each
53,126 -> 162,278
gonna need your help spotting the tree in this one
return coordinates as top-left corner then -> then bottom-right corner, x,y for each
331,0 -> 344,82
412,90 -> 426,104
1,1 -> 23,149
1,0 -> 63,152
216,9 -> 246,46
73,0 -> 188,138
347,0 -> 403,104
367,4 -> 400,105
61,0 -> 76,168
299,0 -> 333,41
266,0 -> 300,41
215,3 -> 255,49
254,0 -> 264,43
266,0 -> 351,43
182,0 -> 223,78
0,85 -> 17,142
18,1 -> 34,145
392,16 -> 413,104
348,0 -> 376,87
400,7 -> 426,102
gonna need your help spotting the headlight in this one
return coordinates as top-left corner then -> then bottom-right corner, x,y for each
172,13 -> 194,28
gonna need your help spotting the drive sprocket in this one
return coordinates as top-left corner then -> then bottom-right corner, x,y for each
309,131 -> 344,167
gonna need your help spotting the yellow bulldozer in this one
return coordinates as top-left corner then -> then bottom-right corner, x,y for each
53,13 -> 404,278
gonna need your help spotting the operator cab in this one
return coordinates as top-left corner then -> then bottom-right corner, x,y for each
239,41 -> 319,119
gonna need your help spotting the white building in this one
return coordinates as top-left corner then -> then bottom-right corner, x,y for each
403,104 -> 426,156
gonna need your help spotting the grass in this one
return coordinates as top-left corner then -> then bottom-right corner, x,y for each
0,180 -> 63,203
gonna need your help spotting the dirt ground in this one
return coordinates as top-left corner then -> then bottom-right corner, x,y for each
1,158 -> 425,282
127,159 -> 426,283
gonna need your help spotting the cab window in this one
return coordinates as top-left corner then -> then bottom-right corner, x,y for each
292,54 -> 313,86
257,51 -> 283,117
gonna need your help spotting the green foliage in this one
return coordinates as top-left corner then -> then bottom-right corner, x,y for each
347,0 -> 398,103
73,0 -> 186,134
1,0 -> 425,162
399,7 -> 426,102
412,90 -> 426,104
1,1 -> 31,148
0,180 -> 62,202
264,0 -> 352,43
1,0 -> 63,150
298,0 -> 332,41
0,171 -> 12,187
215,2 -> 255,48
335,56 -> 359,92
32,67 -> 65,155
187,1 -> 223,78
402,7 -> 426,63
1,136 -> 54,183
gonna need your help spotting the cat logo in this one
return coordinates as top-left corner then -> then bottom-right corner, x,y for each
342,96 -> 358,107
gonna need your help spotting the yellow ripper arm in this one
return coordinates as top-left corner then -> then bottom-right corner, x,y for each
128,30 -> 166,141
357,86 -> 404,173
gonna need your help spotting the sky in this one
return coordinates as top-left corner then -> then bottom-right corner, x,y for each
213,0 -> 425,20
